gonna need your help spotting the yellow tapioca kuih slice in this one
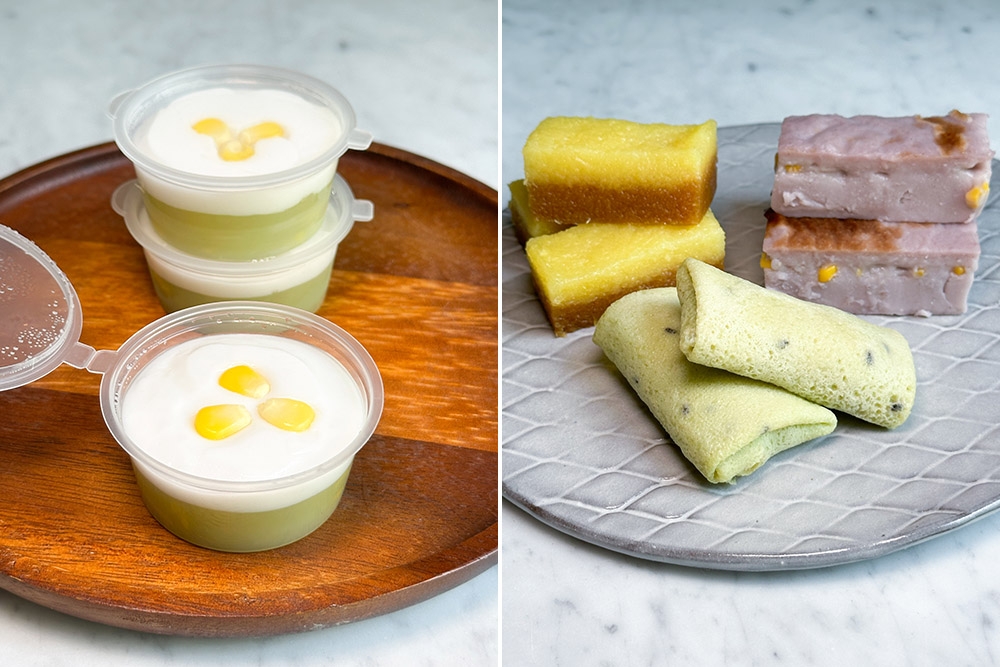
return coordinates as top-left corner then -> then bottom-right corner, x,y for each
510,179 -> 726,337
522,116 -> 718,226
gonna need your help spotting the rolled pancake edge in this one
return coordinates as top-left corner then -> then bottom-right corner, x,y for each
676,258 -> 917,429
593,287 -> 837,484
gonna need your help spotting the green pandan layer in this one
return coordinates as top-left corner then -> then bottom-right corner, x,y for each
146,262 -> 333,313
132,463 -> 352,552
142,182 -> 332,261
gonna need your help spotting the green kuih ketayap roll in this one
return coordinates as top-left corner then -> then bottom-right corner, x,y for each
675,258 -> 917,429
593,287 -> 837,484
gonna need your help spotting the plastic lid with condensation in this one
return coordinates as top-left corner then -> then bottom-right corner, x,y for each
0,225 -> 114,391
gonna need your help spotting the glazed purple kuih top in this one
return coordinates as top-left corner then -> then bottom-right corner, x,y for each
771,111 -> 994,224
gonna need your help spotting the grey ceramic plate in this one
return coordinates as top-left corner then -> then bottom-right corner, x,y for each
502,122 -> 1000,571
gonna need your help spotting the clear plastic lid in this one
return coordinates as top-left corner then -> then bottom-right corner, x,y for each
107,64 -> 374,190
0,226 -> 112,390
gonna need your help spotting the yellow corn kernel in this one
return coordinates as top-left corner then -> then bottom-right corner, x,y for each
219,140 -> 255,161
966,182 -> 989,209
784,164 -> 802,173
953,266 -> 966,276
914,267 -> 925,277
195,404 -> 252,440
192,118 -> 285,161
817,264 -> 838,283
191,117 -> 231,142
240,121 -> 285,143
218,365 -> 270,399
855,268 -> 863,277
258,398 -> 315,432
760,252 -> 772,270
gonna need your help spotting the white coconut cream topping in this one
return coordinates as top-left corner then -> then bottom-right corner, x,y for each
139,88 -> 342,177
121,333 -> 366,486
133,87 -> 344,216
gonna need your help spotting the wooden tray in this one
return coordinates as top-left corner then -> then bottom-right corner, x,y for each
0,143 -> 498,637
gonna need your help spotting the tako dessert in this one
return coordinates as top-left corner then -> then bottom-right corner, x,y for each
771,111 -> 993,224
761,209 -> 980,316
113,176 -> 372,313
593,287 -> 837,484
118,330 -> 373,552
110,65 -> 371,261
511,180 -> 726,337
676,258 -> 916,429
522,117 -> 717,226
136,88 -> 340,259
0,232 -> 382,550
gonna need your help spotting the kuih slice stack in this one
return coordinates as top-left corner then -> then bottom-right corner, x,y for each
514,116 -> 726,336
763,110 -> 993,315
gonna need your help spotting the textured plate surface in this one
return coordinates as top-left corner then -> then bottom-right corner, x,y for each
502,122 -> 1000,571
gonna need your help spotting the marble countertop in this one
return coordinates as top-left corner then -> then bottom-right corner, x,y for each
502,1 -> 1000,665
0,1 -> 497,665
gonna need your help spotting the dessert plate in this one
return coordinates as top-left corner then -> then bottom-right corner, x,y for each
0,142 -> 497,635
502,122 -> 1000,571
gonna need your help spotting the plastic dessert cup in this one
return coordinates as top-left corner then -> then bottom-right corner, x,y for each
0,231 -> 383,552
100,303 -> 384,552
108,64 -> 373,261
112,174 -> 374,313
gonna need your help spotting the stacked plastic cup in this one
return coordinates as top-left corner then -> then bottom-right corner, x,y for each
108,64 -> 374,313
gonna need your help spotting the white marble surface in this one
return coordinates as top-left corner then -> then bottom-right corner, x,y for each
0,1 -> 497,665
502,1 -> 1000,665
